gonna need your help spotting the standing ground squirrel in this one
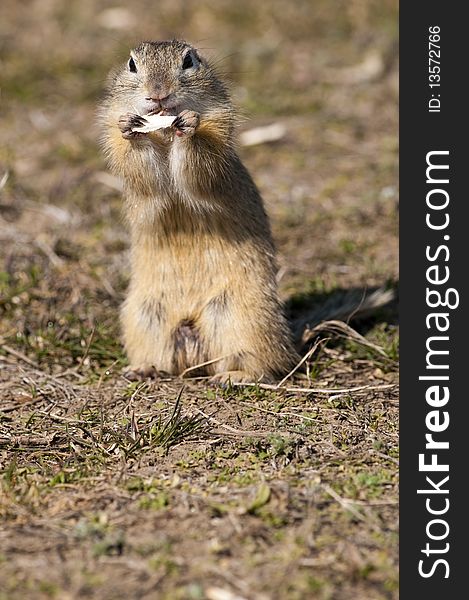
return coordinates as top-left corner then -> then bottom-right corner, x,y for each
98,40 -> 299,382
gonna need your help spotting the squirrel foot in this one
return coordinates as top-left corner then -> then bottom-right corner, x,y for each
173,110 -> 200,137
210,370 -> 270,386
123,365 -> 168,380
118,113 -> 148,140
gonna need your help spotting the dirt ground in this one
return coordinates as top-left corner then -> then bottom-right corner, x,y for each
0,1 -> 398,598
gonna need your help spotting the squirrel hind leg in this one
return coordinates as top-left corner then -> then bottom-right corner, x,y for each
208,352 -> 275,385
123,365 -> 170,380
209,370 -> 272,386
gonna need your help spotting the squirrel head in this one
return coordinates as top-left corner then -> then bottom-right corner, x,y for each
108,39 -> 230,116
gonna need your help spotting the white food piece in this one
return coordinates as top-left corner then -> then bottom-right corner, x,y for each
132,113 -> 177,133
239,123 -> 286,146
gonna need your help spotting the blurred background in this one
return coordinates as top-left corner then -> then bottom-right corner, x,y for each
0,0 -> 398,368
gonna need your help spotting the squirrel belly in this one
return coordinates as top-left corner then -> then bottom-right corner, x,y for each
121,214 -> 297,380
99,40 -> 298,382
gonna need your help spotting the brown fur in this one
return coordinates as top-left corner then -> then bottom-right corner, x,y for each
98,40 -> 298,381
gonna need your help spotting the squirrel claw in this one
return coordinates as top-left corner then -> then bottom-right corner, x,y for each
174,110 -> 200,137
118,113 -> 147,139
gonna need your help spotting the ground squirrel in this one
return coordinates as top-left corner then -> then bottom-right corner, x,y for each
98,40 -> 299,382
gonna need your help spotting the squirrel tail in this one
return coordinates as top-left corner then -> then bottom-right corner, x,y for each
291,286 -> 395,347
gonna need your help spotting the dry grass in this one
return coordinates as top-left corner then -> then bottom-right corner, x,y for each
0,1 -> 398,598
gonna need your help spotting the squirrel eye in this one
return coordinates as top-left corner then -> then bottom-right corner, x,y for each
128,57 -> 137,73
182,52 -> 194,70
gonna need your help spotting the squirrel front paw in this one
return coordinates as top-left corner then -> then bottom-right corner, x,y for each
118,113 -> 147,140
173,110 -> 200,137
